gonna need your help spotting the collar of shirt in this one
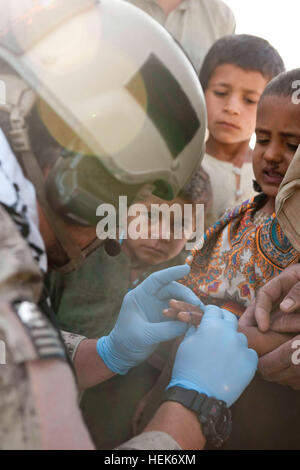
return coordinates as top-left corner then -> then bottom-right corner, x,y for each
144,0 -> 189,11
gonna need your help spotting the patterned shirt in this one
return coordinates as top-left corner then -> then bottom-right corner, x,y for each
183,195 -> 300,317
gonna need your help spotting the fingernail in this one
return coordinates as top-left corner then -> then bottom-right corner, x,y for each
280,299 -> 295,311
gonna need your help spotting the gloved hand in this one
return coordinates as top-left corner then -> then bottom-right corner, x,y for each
97,265 -> 202,375
168,305 -> 258,406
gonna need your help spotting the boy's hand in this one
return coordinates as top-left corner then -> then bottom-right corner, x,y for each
163,299 -> 204,327
165,300 -> 294,358
168,306 -> 258,407
97,265 -> 202,375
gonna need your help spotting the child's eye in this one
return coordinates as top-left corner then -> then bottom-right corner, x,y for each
244,98 -> 257,105
256,138 -> 269,145
286,142 -> 299,151
213,90 -> 227,97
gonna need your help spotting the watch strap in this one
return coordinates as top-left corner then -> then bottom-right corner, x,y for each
163,386 -> 208,414
163,386 -> 231,448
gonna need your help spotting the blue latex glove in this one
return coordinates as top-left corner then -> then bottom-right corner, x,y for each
168,305 -> 258,407
97,265 -> 202,375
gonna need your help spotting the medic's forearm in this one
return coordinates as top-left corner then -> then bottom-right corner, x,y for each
73,338 -> 115,390
144,401 -> 206,450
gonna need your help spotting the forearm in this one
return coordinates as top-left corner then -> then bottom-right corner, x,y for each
73,339 -> 115,390
144,401 -> 206,450
165,302 -> 292,357
238,325 -> 294,357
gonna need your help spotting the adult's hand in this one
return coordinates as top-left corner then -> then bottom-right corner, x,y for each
241,264 -> 300,332
97,265 -> 202,375
168,306 -> 258,407
240,264 -> 300,389
258,334 -> 300,390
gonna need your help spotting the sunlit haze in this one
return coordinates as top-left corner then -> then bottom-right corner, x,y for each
224,0 -> 299,71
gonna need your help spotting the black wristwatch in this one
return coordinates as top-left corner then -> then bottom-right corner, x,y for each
163,386 -> 232,448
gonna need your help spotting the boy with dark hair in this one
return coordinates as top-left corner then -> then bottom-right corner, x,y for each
200,34 -> 285,226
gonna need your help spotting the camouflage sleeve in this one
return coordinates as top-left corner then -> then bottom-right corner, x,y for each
0,301 -> 68,450
61,331 -> 86,361
0,348 -> 42,450
116,431 -> 181,450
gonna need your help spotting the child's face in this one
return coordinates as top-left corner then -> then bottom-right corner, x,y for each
124,195 -> 195,266
205,64 -> 268,145
253,95 -> 300,199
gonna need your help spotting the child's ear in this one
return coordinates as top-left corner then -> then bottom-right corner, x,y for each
253,180 -> 262,193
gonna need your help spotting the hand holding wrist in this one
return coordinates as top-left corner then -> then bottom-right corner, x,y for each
169,306 -> 258,406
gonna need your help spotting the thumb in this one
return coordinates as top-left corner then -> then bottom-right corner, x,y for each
280,281 -> 300,313
146,321 -> 188,344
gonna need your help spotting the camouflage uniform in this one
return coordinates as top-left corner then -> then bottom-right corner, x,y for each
0,317 -> 41,450
117,432 -> 180,450
0,205 -> 182,450
0,205 -> 67,449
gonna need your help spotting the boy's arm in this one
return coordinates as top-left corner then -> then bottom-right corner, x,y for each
237,325 -> 294,357
164,300 -> 295,356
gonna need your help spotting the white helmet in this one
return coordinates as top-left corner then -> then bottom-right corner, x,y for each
0,0 -> 206,267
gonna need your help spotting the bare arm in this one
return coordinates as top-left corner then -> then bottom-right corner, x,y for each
73,338 -> 115,390
144,401 -> 206,450
238,325 -> 294,357
164,300 -> 294,356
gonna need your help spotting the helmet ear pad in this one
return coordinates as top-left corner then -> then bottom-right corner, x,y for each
46,152 -> 142,226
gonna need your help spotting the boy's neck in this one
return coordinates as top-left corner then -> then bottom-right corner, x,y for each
206,136 -> 252,168
261,197 -> 275,215
156,0 -> 183,15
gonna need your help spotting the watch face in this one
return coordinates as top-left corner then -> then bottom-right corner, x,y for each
215,407 -> 231,437
202,401 -> 232,448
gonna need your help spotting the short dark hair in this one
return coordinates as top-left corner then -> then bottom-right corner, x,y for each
199,34 -> 285,91
259,68 -> 300,101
